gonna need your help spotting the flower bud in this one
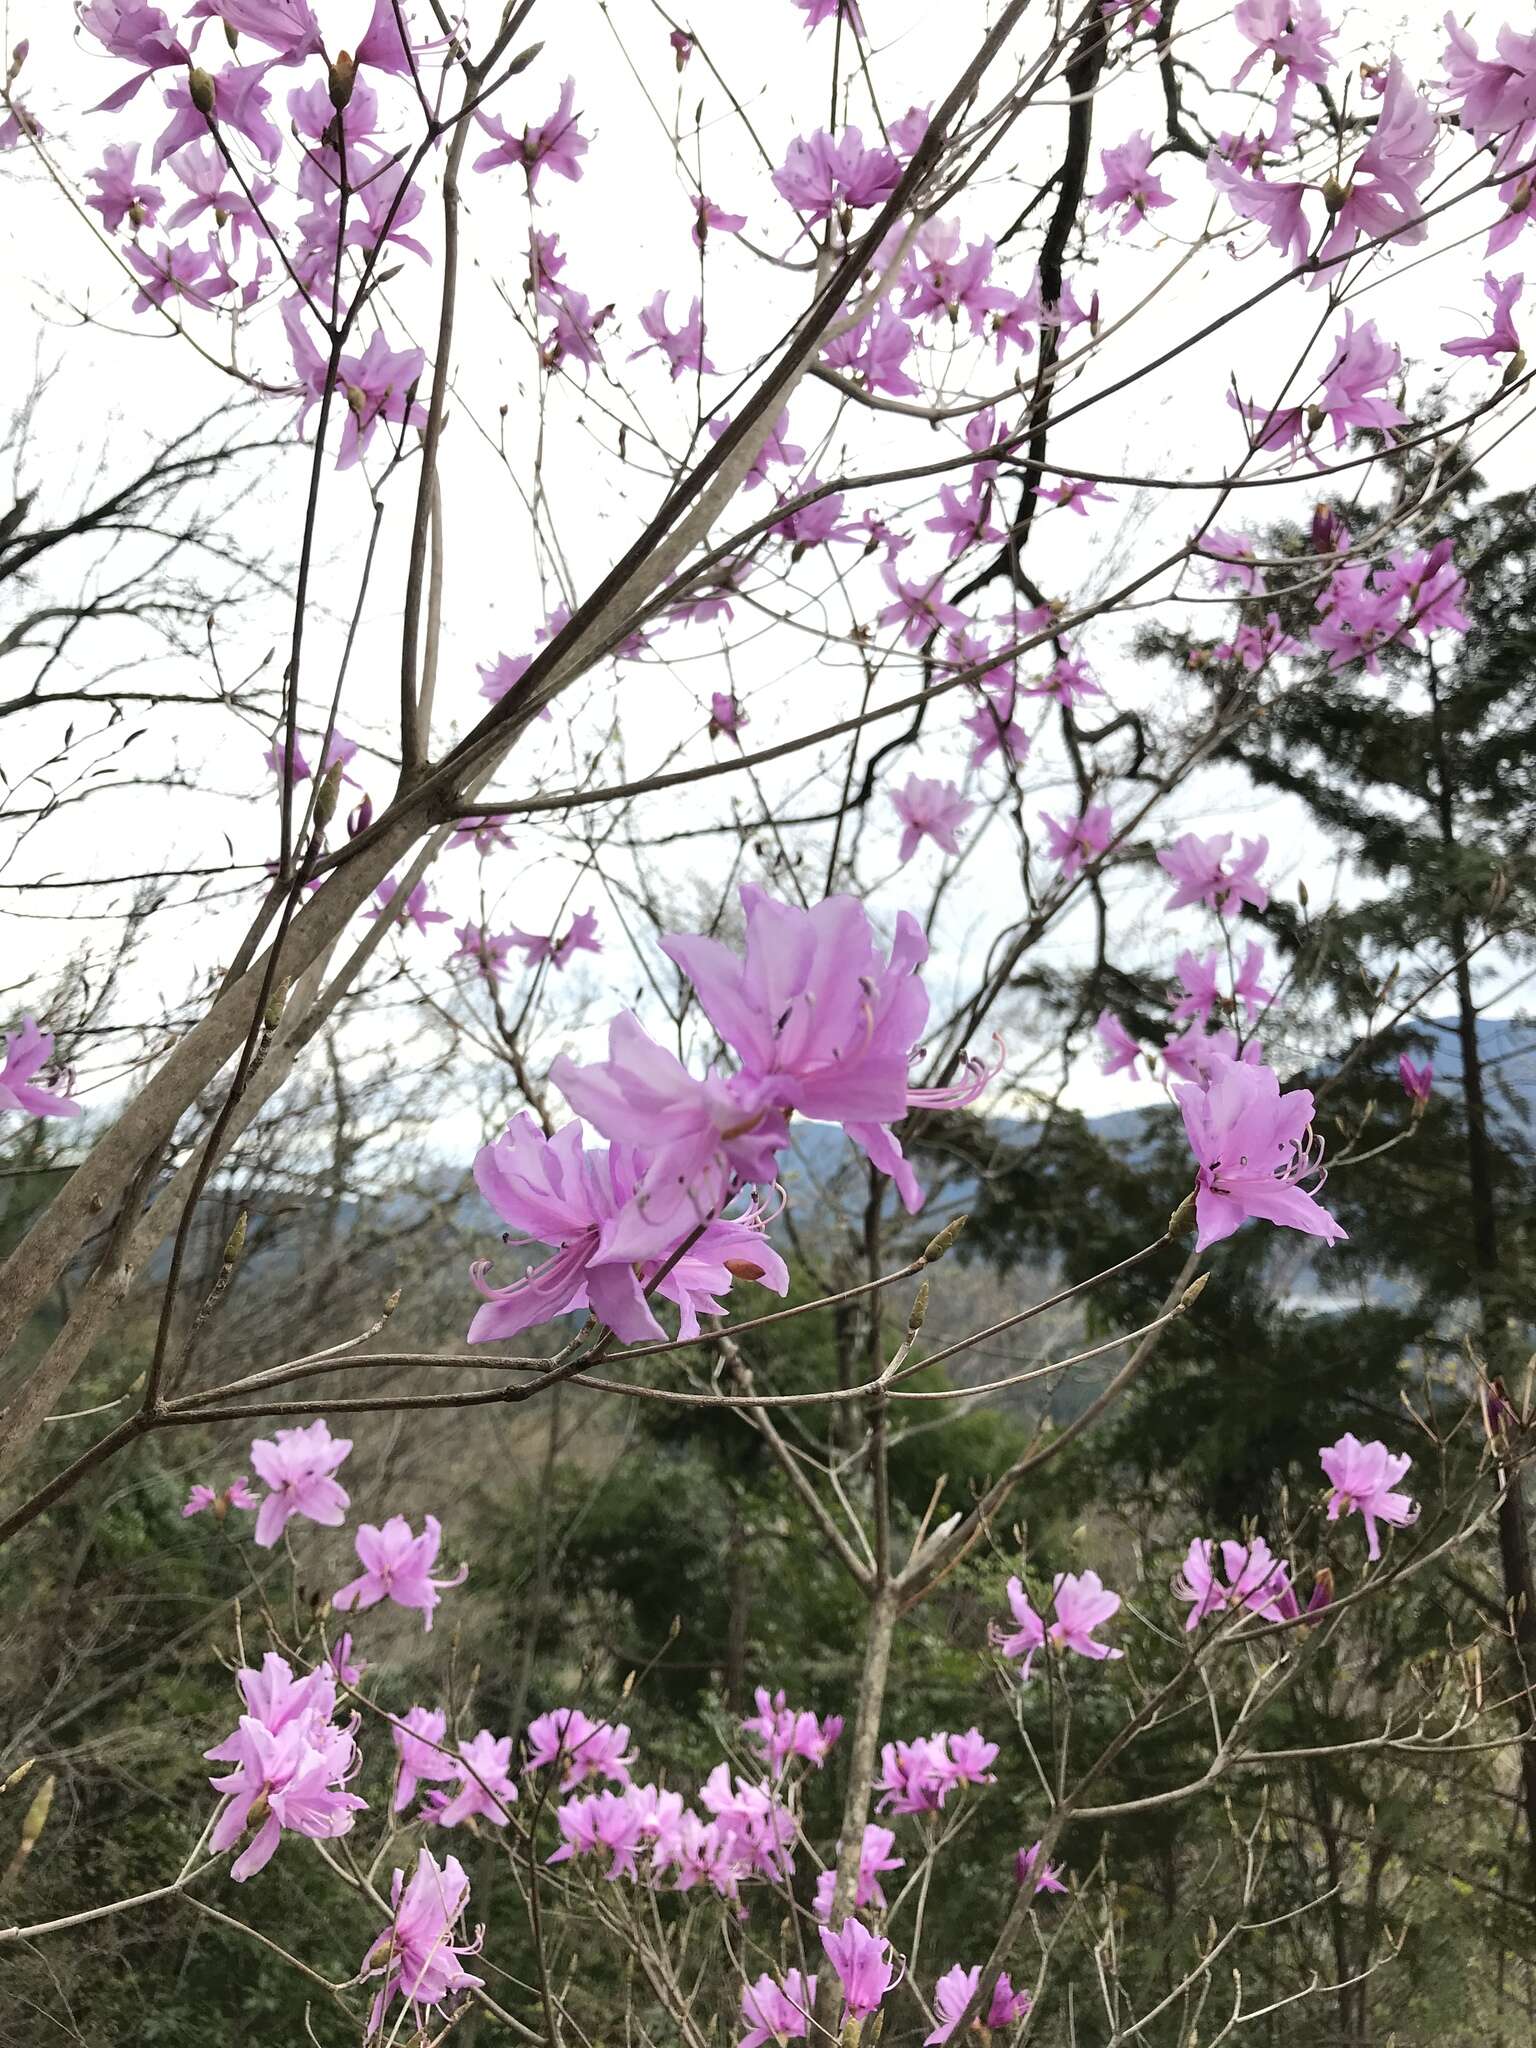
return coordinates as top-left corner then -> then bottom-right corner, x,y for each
188,65 -> 217,117
921,1215 -> 968,1263
263,979 -> 290,1032
907,1278 -> 930,1332
15,1773 -> 55,1862
129,198 -> 147,228
1167,1190 -> 1196,1239
222,1210 -> 248,1269
224,20 -> 239,49
1305,403 -> 1325,435
314,758 -> 344,828
347,791 -> 373,838
329,50 -> 357,111
1501,348 -> 1527,391
1305,1566 -> 1334,1616
7,39 -> 28,80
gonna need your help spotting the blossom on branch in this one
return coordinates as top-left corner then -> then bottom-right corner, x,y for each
332,1515 -> 467,1631
360,1848 -> 483,2037
0,1018 -> 82,1120
1320,1434 -> 1418,1558
1175,1055 -> 1345,1251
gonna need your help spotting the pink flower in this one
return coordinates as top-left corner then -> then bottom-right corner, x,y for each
0,1017 -> 81,1119
875,1731 -> 994,1813
85,141 -> 163,231
506,908 -> 602,971
467,1112 -> 789,1345
693,194 -> 747,248
1319,58 -> 1435,262
1157,831 -> 1269,913
526,1707 -> 635,1789
925,479 -> 1003,559
710,691 -> 748,742
820,1921 -> 898,2023
742,1688 -> 844,1775
360,1848 -> 483,2036
707,408 -> 805,489
182,1475 -> 258,1520
630,291 -> 714,378
878,561 -> 970,648
771,477 -> 857,551
152,61 -> 282,170
1162,1024 -> 1260,1087
891,774 -> 973,863
248,1418 -> 352,1548
205,1672 -> 365,1881
391,1705 -> 456,1813
1094,131 -> 1174,233
964,683 -> 1030,768
813,1824 -> 902,1918
1319,1434 -> 1418,1560
997,1571 -> 1122,1676
283,298 -> 426,469
1016,1840 -> 1067,1893
1045,477 -> 1116,517
822,302 -> 922,396
79,2 -> 186,113
1240,316 -> 1406,457
264,727 -> 359,784
124,237 -> 222,314
473,77 -> 587,193
1441,13 -> 1536,176
1176,1055 -> 1345,1252
164,139 -> 273,249
332,1515 -> 467,1632
451,925 -> 516,983
771,125 -> 899,219
1040,803 -> 1113,881
430,1731 -> 518,1828
740,1972 -> 816,2048
794,0 -> 864,31
1172,948 -> 1221,1025
1233,942 -> 1274,1019
449,814 -> 516,856
901,222 -> 1010,333
927,1966 -> 1031,2043
1398,1053 -> 1433,1106
1444,270 -> 1524,359
367,877 -> 451,934
1174,1536 -> 1297,1629
1096,1010 -> 1142,1078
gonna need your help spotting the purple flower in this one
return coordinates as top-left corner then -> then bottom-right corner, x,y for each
1162,1024 -> 1260,1087
1199,527 -> 1264,594
1096,1010 -> 1142,1078
506,908 -> 602,971
249,1419 -> 352,1547
771,125 -> 899,219
878,561 -> 970,648
964,682 -> 1030,769
901,223 -> 1010,333
1045,476 -> 1116,518
1040,803 -> 1113,881
1175,1055 -> 1345,1252
467,1112 -> 789,1345
1318,58 -> 1435,264
451,924 -> 516,983
152,61 -> 282,171
284,297 -> 426,469
361,1847 -> 483,2036
263,726 -> 358,784
1240,316 -> 1406,457
328,1633 -> 363,1688
996,1570 -> 1122,1676
1016,1840 -> 1067,1893
183,1 -> 321,60
1094,131 -> 1175,233
794,0 -> 865,31
821,302 -> 922,397
1174,1536 -> 1298,1629
707,408 -> 805,489
1157,831 -> 1269,914
693,194 -> 747,247
925,479 -> 1003,559
1233,943 -> 1274,1019
927,1966 -> 1031,2043
891,774 -> 973,863
0,1017 -> 82,1119
1319,1434 -> 1418,1560
813,1824 -> 902,1919
1398,1053 -> 1433,1107
449,814 -> 516,856
205,1667 -> 365,1880
367,877 -> 451,935
771,476 -> 857,551
1444,270 -> 1524,360
1172,948 -> 1220,1025
740,1971 -> 816,2048
473,77 -> 587,192
164,139 -> 273,249
79,2 -> 186,113
876,1730 -> 996,1812
670,27 -> 692,67
332,1515 -> 467,1632
820,1920 -> 898,2023
124,236 -> 221,313
1442,15 -> 1536,176
710,691 -> 748,742
526,1707 -> 635,1789
391,1705 -> 456,1813
742,1687 -> 844,1775
630,292 -> 714,378
85,141 -> 163,231
182,1475 -> 258,1520
430,1731 -> 518,1828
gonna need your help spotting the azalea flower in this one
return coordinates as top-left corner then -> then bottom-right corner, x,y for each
1319,1434 -> 1418,1559
820,1920 -> 898,2023
249,1419 -> 352,1547
1176,1054 -> 1344,1251
926,1966 -> 1031,2043
996,1570 -> 1123,1677
360,1848 -> 483,2035
0,1017 -> 82,1119
891,775 -> 974,863
332,1515 -> 468,1631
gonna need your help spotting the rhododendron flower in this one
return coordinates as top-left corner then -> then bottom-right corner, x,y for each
1046,476 -> 1116,517
1016,1840 -> 1067,1893
1441,14 -> 1536,176
1320,1434 -> 1418,1559
332,1515 -> 467,1631
925,479 -> 1003,557
965,683 -> 1030,769
182,1475 -> 258,1519
814,1824 -> 903,1919
771,477 -> 857,552
1095,131 -> 1174,233
927,1966 -> 1031,2042
698,1765 -> 798,1880
693,194 -> 747,247
284,299 -> 426,468
1157,832 -> 1269,913
1398,1053 -> 1433,1106
1040,803 -> 1113,881
526,1707 -> 635,1788
631,291 -> 714,378
876,1730 -> 996,1812
264,726 -> 359,784
0,1017 -> 82,1119
820,1920 -> 898,2022
468,1111 -> 788,1344
430,1731 -> 518,1827
1208,156 -> 1312,265
85,141 -> 163,230
1199,528 -> 1264,594
473,76 -> 587,191
1318,58 -> 1434,264
1172,948 -> 1221,1025
1241,316 -> 1406,456
1162,1024 -> 1261,1088
205,1675 -> 365,1880
152,61 -> 282,169
449,814 -> 515,856
1096,1010 -> 1142,1078
164,139 -> 273,248
891,775 -> 973,863
901,222 -> 1010,333
997,1571 -> 1122,1676
740,1971 -> 817,2048
772,125 -> 899,218
451,925 -> 516,982
742,1688 -> 844,1775
391,1705 -> 456,1812
1176,1055 -> 1344,1251
1217,612 -> 1303,671
795,0 -> 864,31
1444,270 -> 1525,359
879,561 -> 970,648
249,1419 -> 351,1546
710,691 -> 748,741
707,408 -> 805,488
368,877 -> 451,935
79,1 -> 187,112
328,1632 -> 363,1688
1174,1536 -> 1297,1629
1233,943 -> 1274,1019
125,236 -> 222,313
361,1848 -> 483,2036
822,302 -> 922,396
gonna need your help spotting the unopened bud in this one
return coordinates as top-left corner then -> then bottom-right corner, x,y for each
315,757 -> 344,828
1511,175 -> 1532,217
328,50 -> 357,110
1305,403 -> 1325,435
1168,1190 -> 1196,1239
383,1287 -> 402,1319
506,40 -> 544,77
1180,1271 -> 1209,1309
263,979 -> 290,1032
223,20 -> 239,49
1305,1566 -> 1334,1616
188,65 -> 217,117
128,197 -> 147,228
2,1758 -> 35,1796
8,38 -> 28,80
222,1210 -> 248,1269
908,1278 -> 930,1333
346,383 -> 367,415
16,1773 -> 55,1856
841,2020 -> 863,2048
347,791 -> 373,839
921,1215 -> 968,1264
1501,347 -> 1527,390
1320,173 -> 1348,215
1297,878 -> 1309,908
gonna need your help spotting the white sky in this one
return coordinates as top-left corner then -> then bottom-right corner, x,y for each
0,0 -> 1528,1150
